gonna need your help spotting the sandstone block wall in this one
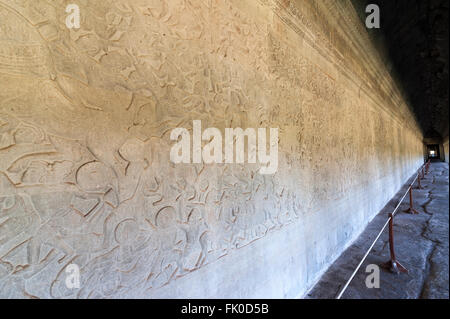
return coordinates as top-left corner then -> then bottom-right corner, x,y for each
0,0 -> 424,298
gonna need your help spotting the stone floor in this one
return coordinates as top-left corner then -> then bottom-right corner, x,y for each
308,162 -> 449,299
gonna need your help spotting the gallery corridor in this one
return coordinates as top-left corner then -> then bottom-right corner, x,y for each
0,0 -> 448,301
309,162 -> 449,299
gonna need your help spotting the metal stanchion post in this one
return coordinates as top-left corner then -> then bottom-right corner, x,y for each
403,185 -> 420,214
415,172 -> 423,189
381,214 -> 408,274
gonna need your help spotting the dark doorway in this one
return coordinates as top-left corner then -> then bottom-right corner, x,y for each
427,144 -> 441,161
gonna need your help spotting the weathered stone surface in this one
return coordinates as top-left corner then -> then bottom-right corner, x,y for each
0,0 -> 424,298
308,163 -> 449,299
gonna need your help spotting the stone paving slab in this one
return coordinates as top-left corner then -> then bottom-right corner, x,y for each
307,162 -> 449,299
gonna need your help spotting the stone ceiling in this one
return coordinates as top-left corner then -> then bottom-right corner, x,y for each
352,0 -> 449,140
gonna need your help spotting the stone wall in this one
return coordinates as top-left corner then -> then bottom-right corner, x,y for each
0,0 -> 424,298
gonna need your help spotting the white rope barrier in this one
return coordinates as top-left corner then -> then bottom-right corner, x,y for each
335,163 -> 426,299
335,217 -> 391,299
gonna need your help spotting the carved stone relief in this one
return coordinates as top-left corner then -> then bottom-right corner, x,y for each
0,0 -> 423,298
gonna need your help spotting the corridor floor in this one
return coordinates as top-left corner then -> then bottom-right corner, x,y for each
308,162 -> 449,299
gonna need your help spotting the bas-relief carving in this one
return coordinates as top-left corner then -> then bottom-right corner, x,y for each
0,0 -> 423,298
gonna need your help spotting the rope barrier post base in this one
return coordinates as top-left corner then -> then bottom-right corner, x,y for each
380,214 -> 408,275
403,185 -> 420,214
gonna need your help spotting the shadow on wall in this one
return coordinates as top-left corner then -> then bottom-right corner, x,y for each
443,137 -> 450,163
